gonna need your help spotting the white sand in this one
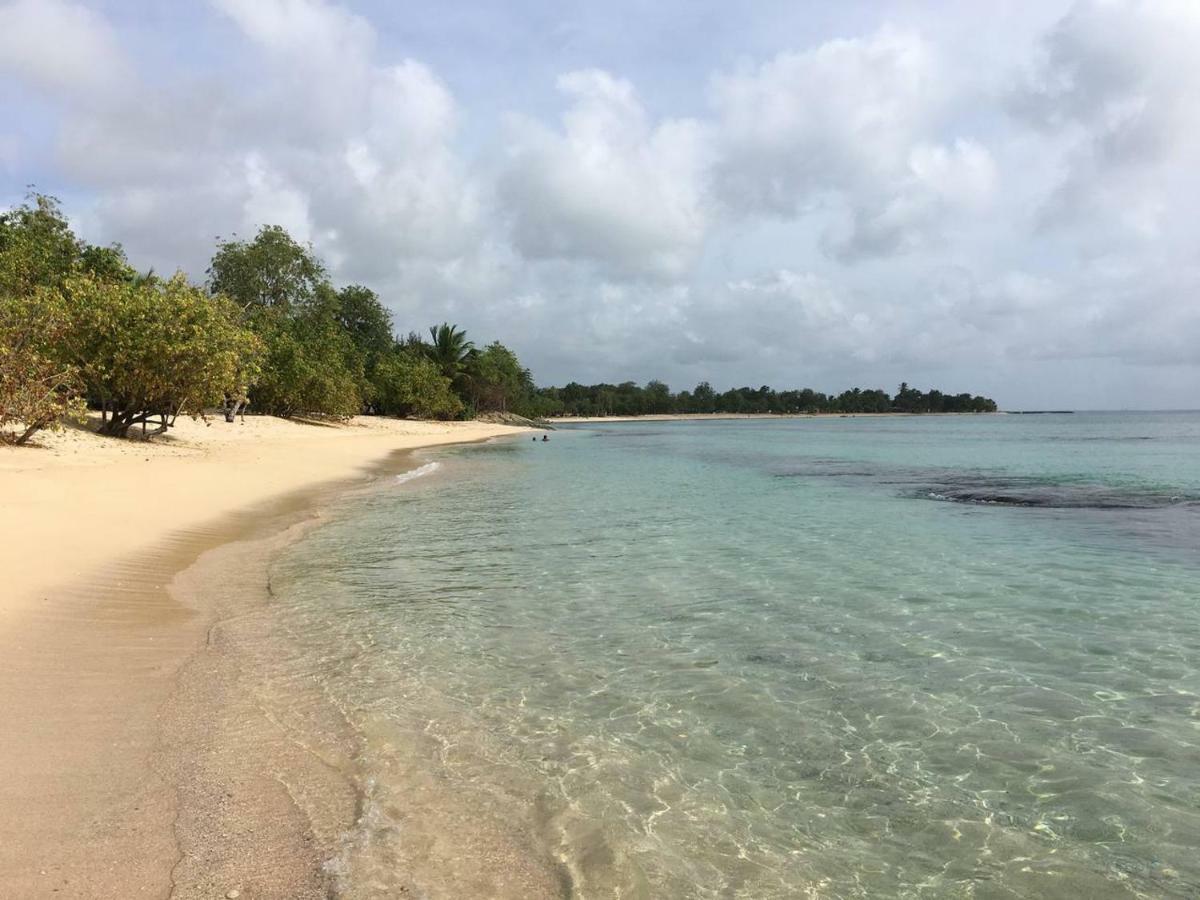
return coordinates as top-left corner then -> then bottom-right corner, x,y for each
0,414 -> 525,626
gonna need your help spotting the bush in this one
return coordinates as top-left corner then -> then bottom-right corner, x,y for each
0,290 -> 84,444
250,309 -> 363,419
63,273 -> 263,437
373,349 -> 463,420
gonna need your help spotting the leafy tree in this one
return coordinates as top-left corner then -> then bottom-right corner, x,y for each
426,323 -> 475,384
334,284 -> 394,361
531,379 -> 997,417
466,341 -> 530,412
206,226 -> 366,418
0,193 -> 132,295
0,289 -> 84,444
373,347 -> 463,420
207,225 -> 326,313
250,303 -> 362,419
61,273 -> 262,437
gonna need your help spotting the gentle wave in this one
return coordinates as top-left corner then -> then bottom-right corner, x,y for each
394,461 -> 441,484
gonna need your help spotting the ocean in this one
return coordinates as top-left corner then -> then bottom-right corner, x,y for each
260,413 -> 1200,898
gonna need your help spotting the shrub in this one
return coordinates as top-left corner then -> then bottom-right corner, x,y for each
62,273 -> 263,437
373,349 -> 463,420
250,309 -> 362,419
0,290 -> 84,444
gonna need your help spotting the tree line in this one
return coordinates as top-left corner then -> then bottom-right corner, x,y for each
0,192 -> 996,445
0,194 -> 536,443
529,381 -> 996,417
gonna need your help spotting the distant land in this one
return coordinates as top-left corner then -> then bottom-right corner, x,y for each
527,381 -> 997,418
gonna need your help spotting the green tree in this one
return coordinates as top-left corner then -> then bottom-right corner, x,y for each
425,323 -> 475,384
0,193 -> 132,295
250,303 -> 362,419
467,341 -> 530,412
334,285 -> 394,360
373,347 -> 463,420
207,225 -> 326,313
206,226 -> 366,418
62,273 -> 262,437
0,289 -> 84,444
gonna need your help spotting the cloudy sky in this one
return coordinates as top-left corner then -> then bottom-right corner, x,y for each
2,0 -> 1198,408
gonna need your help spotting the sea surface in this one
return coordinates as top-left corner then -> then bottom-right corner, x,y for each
263,413 -> 1200,898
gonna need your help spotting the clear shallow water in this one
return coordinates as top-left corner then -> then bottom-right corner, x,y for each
268,414 -> 1200,898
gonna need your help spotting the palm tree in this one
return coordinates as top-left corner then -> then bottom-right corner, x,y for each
426,323 -> 475,382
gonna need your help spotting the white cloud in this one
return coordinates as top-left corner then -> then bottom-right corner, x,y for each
708,27 -> 1000,262
711,27 -> 941,215
0,0 -> 131,98
1012,0 -> 1200,241
499,69 -> 710,279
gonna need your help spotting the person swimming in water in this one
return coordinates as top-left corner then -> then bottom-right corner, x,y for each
542,434 -> 549,441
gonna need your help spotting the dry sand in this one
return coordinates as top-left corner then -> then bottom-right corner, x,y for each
0,414 -> 533,898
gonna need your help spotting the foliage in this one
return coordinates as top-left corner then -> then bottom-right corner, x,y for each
465,341 -> 533,413
3,194 -> 1001,440
0,290 -> 84,444
373,347 -> 463,420
207,227 -> 368,418
425,322 -> 476,384
208,225 -> 326,313
62,273 -> 262,437
0,193 -> 131,296
535,381 -> 997,416
333,284 -> 394,362
250,304 -> 362,420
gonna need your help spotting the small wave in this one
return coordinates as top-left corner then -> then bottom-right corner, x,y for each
395,461 -> 441,485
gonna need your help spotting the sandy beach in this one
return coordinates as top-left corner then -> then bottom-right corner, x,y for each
0,415 -> 532,898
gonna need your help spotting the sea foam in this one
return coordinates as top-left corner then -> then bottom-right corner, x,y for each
394,461 -> 440,485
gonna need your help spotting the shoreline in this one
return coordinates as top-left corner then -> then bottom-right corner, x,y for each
550,411 -> 1002,423
0,416 -> 531,897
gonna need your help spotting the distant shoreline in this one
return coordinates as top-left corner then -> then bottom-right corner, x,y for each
551,411 -> 1005,423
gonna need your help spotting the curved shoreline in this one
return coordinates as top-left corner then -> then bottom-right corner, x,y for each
0,418 -> 529,897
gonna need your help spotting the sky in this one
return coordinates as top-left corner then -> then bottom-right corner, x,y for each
2,0 -> 1198,409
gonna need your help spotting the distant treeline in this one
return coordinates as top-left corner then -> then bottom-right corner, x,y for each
528,381 -> 997,417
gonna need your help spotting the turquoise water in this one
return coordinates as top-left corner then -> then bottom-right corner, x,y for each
268,414 -> 1200,898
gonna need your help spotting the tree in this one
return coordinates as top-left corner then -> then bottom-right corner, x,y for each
466,341 -> 530,413
0,289 -> 84,444
206,226 -> 367,418
0,193 -> 132,295
426,323 -> 475,384
62,273 -> 262,437
373,347 -> 463,420
333,284 -> 394,361
250,303 -> 362,419
207,225 -> 326,313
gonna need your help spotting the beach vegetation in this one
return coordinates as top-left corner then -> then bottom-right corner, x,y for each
60,273 -> 263,437
373,347 -> 463,420
532,381 -> 997,416
425,323 -> 476,385
464,341 -> 533,414
208,225 -> 326,313
0,289 -> 85,444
